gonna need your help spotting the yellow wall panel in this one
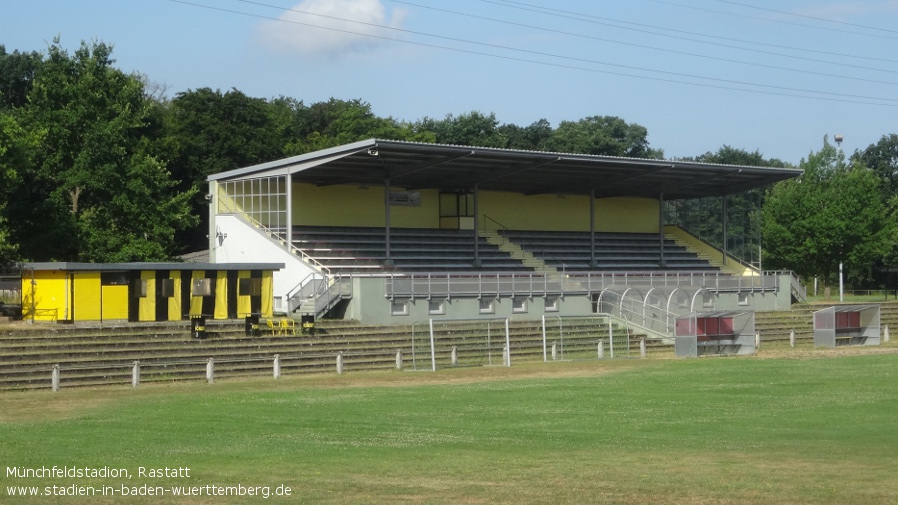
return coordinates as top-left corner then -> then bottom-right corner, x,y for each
22,271 -> 70,322
595,197 -> 660,233
261,271 -> 273,318
237,270 -> 252,317
214,271 -> 228,320
292,184 -> 440,228
168,273 -> 182,321
478,192 -> 659,232
138,271 -> 156,322
189,271 -> 205,317
480,192 -> 590,231
74,273 -> 101,322
101,285 -> 129,321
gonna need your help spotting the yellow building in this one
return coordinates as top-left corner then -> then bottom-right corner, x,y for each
22,262 -> 282,323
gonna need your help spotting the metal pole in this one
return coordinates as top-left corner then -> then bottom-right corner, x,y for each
659,192 -> 665,267
473,184 -> 480,267
722,194 -> 728,266
206,357 -> 214,384
429,319 -> 437,372
337,352 -> 344,375
505,318 -> 511,366
273,354 -> 281,379
541,315 -> 547,362
590,189 -> 596,268
285,171 -> 293,249
384,178 -> 392,263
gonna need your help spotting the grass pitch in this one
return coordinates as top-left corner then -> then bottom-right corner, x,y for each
2,351 -> 897,504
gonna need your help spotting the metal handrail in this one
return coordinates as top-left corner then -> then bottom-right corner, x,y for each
383,270 -> 781,300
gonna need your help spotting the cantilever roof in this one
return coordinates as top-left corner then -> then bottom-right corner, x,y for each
209,139 -> 801,200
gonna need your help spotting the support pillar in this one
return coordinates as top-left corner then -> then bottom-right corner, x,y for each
590,189 -> 597,268
473,184 -> 481,267
273,354 -> 281,379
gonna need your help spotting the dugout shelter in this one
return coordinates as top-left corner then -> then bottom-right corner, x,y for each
207,139 -> 802,328
813,304 -> 881,348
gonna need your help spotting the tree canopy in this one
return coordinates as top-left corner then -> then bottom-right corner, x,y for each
8,39 -> 195,261
762,137 -> 892,286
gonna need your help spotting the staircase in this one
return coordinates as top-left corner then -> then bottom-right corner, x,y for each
480,230 -> 552,272
286,275 -> 352,319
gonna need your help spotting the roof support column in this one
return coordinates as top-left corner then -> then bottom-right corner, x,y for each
659,193 -> 665,268
590,189 -> 596,269
285,171 -> 292,253
721,194 -> 728,267
473,184 -> 481,267
384,178 -> 393,265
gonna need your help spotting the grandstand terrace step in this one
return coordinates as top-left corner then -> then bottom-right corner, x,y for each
0,317 -> 642,390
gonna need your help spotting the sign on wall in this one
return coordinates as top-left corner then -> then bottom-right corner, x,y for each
389,191 -> 421,207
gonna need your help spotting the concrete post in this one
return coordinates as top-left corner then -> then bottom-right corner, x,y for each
273,354 -> 281,379
755,331 -> 761,350
885,325 -> 890,343
789,330 -> 795,348
206,357 -> 214,384
396,349 -> 403,370
336,352 -> 344,375
132,360 -> 140,388
451,346 -> 458,366
52,364 -> 60,392
640,338 -> 646,358
551,342 -> 557,361
598,340 -> 604,359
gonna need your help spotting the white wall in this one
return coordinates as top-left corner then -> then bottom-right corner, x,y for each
211,214 -> 315,312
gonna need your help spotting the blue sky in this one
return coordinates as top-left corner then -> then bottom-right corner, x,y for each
3,0 -> 897,165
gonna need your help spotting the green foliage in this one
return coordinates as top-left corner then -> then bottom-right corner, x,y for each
762,137 -> 891,286
542,115 -> 663,158
852,133 -> 898,202
0,112 -> 40,262
0,45 -> 42,110
415,111 -> 508,147
10,38 -> 195,261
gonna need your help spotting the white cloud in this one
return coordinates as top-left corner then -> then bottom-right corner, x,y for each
256,0 -> 407,57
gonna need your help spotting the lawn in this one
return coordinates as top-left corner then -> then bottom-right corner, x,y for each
2,352 -> 897,504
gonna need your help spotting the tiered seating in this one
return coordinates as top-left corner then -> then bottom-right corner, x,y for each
499,230 -> 717,271
292,226 -> 526,273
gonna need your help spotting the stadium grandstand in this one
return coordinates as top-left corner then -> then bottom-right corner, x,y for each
207,139 -> 803,337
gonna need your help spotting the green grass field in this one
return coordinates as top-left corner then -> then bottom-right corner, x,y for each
2,350 -> 897,504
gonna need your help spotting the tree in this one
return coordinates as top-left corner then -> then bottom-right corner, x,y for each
12,39 -> 195,261
762,137 -> 891,287
542,115 -> 663,158
0,45 -> 42,110
852,134 -> 898,202
415,111 -> 507,148
0,112 -> 39,262
499,119 -> 553,151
